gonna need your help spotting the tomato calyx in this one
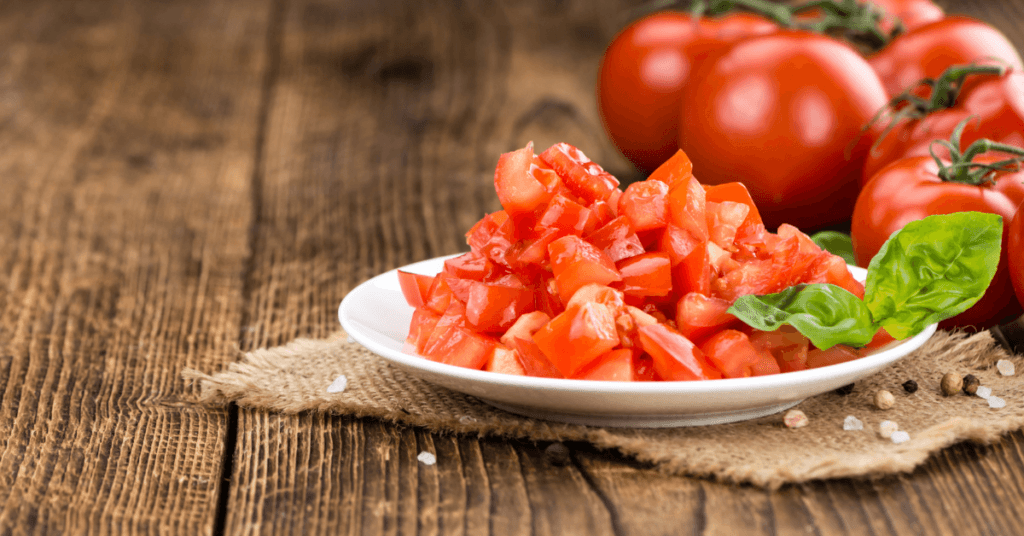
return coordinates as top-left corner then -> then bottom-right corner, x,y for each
931,118 -> 1024,185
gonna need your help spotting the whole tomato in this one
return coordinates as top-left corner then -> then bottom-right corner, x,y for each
678,31 -> 889,230
871,0 -> 943,32
862,67 -> 1024,186
851,154 -> 1024,329
869,16 -> 1023,97
597,12 -> 777,172
1009,203 -> 1024,309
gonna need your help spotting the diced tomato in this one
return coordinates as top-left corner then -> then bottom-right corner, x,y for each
616,252 -> 673,298
706,241 -> 739,275
535,193 -> 593,236
547,235 -> 622,304
676,292 -> 737,342
586,216 -> 645,262
749,327 -> 810,373
861,327 -> 898,352
466,211 -> 510,253
573,349 -> 636,381
666,176 -> 708,243
443,252 -> 496,281
633,354 -> 659,381
618,180 -> 669,232
658,224 -> 699,265
803,252 -> 865,299
704,182 -> 763,241
706,201 -> 750,250
506,228 -> 560,269
424,276 -> 456,314
699,330 -> 762,379
533,302 -> 620,377
464,281 -> 536,333
539,143 -> 620,204
673,243 -> 711,296
566,283 -> 626,312
510,337 -> 565,379
588,200 -> 616,228
647,150 -> 694,189
535,276 -> 565,318
711,259 -> 775,302
486,345 -> 528,376
406,307 -> 442,353
397,270 -> 435,308
494,143 -> 555,224
637,323 -> 722,381
424,327 -> 497,370
806,345 -> 861,369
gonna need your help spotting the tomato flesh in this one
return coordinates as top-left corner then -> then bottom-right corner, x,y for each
533,302 -> 621,377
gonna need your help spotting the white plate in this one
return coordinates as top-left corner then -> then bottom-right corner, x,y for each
339,255 -> 936,428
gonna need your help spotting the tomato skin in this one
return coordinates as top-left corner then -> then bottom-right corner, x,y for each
637,323 -> 722,380
679,31 -> 888,230
699,329 -> 761,378
872,0 -> 943,32
597,12 -> 778,172
868,17 -> 1023,97
615,252 -> 673,298
1008,204 -> 1024,310
547,234 -> 622,304
533,302 -> 621,377
397,270 -> 435,308
851,155 -> 1024,328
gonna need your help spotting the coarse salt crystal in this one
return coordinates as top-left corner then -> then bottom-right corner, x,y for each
326,375 -> 348,393
458,415 -> 477,425
988,396 -> 1006,409
784,409 -> 808,429
997,359 -> 1015,376
843,416 -> 863,431
976,385 -> 993,399
346,335 -> 355,344
417,451 -> 436,465
891,431 -> 910,444
878,420 -> 899,439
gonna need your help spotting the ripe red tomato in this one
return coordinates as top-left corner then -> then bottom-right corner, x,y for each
1008,204 -> 1024,310
868,16 -> 1023,97
862,69 -> 1024,187
597,12 -> 777,172
679,31 -> 888,230
851,155 -> 1024,328
871,0 -> 943,32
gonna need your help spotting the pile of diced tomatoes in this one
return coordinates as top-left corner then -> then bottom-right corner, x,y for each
398,142 -> 892,381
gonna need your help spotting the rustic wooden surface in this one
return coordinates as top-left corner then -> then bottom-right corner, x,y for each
2,0 -> 1024,534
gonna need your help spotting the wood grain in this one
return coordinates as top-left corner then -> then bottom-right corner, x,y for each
0,0 -> 268,533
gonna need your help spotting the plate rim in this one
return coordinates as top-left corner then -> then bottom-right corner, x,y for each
339,255 -> 937,397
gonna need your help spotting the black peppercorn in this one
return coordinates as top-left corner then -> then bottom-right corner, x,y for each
963,374 -> 980,396
834,383 -> 855,395
902,380 -> 918,394
544,443 -> 571,466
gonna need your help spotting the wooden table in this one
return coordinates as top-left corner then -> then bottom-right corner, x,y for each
3,0 -> 1024,534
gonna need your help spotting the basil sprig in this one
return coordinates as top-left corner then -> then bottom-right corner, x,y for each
810,230 -> 856,266
728,212 -> 1003,349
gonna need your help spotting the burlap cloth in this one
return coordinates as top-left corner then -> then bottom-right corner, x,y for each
184,329 -> 1024,489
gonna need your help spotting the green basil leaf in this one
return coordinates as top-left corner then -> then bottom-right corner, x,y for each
810,230 -> 857,266
727,284 -> 876,349
864,212 -> 1003,339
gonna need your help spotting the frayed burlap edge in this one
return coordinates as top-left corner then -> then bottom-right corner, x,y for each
184,330 -> 1024,490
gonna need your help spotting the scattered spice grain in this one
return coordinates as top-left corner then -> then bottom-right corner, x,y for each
901,380 -> 918,393
940,373 -> 963,396
874,390 -> 895,410
962,374 -> 980,396
784,409 -> 809,429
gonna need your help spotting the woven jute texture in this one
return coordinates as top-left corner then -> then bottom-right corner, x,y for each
185,330 -> 1024,489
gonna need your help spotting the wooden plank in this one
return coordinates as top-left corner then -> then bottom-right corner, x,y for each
230,0 -> 1024,535
0,0 -> 270,533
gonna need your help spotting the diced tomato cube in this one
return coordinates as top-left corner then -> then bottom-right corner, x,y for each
586,216 -> 645,263
633,354 -> 659,381
547,235 -> 622,305
637,323 -> 721,381
573,349 -> 635,381
424,276 -> 456,314
647,149 -> 694,189
499,311 -> 551,347
704,182 -> 763,241
510,337 -> 565,379
750,348 -> 781,376
464,281 -> 536,333
422,325 -> 497,370
588,200 -> 616,229
535,193 -> 593,236
397,270 -> 435,308
711,259 -> 775,302
443,252 -> 496,281
673,243 -> 711,296
618,180 -> 669,232
706,201 -> 750,250
539,143 -> 620,204
803,252 -> 865,298
566,283 -> 626,313
466,211 -> 510,253
658,224 -> 699,265
535,276 -> 565,318
749,327 -> 810,373
706,241 -> 739,276
494,142 -> 555,223
406,307 -> 442,353
666,176 -> 708,243
676,292 -> 737,342
506,228 -> 560,269
699,330 -> 761,378
616,252 -> 673,298
533,302 -> 620,377
861,327 -> 898,353
486,345 -> 527,376
806,345 -> 861,369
